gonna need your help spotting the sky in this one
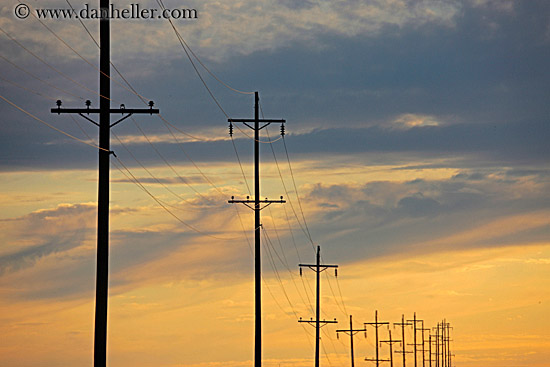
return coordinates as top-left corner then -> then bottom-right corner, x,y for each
1,0 -> 549,366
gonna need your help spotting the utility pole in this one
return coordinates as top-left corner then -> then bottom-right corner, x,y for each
380,330 -> 401,367
428,334 -> 433,367
337,315 -> 367,367
228,91 -> 285,367
420,324 -> 431,367
441,321 -> 446,367
433,323 -> 442,367
407,313 -> 424,367
442,321 -> 452,367
50,1 -> 159,366
298,245 -> 338,367
364,310 -> 390,367
394,314 -> 413,367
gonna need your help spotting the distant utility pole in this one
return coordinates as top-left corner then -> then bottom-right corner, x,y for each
434,323 -> 444,367
228,91 -> 285,367
420,324 -> 431,367
298,245 -> 338,367
407,313 -> 424,367
434,324 -> 440,367
337,315 -> 367,367
364,310 -> 390,367
380,330 -> 401,367
442,321 -> 453,367
428,334 -> 433,367
50,1 -> 159,367
394,314 -> 413,367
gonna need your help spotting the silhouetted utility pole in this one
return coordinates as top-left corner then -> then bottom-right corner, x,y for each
428,334 -> 433,367
299,245 -> 338,367
365,310 -> 390,367
50,2 -> 159,366
433,323 -> 442,367
337,315 -> 367,367
442,321 -> 452,367
228,91 -> 285,367
407,313 -> 423,367
394,315 -> 413,367
380,330 -> 401,367
420,324 -> 431,367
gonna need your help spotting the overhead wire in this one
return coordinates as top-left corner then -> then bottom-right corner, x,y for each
112,130 -> 219,210
0,55 -> 83,101
0,93 -> 108,152
265,125 -> 313,249
0,73 -> 57,102
130,117 -> 212,201
0,25 -> 109,101
155,0 -> 253,96
266,209 -> 314,314
24,0 -> 155,104
261,226 -> 317,342
112,156 -> 239,240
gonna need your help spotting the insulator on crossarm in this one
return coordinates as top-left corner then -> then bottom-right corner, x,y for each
337,333 -> 339,340
229,122 -> 233,137
300,267 -> 302,276
335,268 -> 338,277
280,123 -> 285,136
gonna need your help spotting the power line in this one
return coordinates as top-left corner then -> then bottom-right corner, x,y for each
0,56 -> 83,100
112,156 -> 238,240
0,25 -> 110,101
0,73 -> 57,101
0,93 -> 107,152
155,0 -> 253,96
130,117 -> 211,201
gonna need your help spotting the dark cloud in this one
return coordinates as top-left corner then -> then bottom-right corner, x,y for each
3,0 -> 549,172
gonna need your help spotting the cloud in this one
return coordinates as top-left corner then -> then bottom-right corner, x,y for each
391,113 -> 443,129
0,203 -> 96,275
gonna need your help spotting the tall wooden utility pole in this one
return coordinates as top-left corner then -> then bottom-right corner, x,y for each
394,315 -> 413,367
380,330 -> 401,367
364,310 -> 390,367
228,91 -> 285,367
51,2 -> 159,367
298,245 -> 338,367
337,315 -> 367,367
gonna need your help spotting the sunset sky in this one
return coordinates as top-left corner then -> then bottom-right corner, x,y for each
1,1 -> 549,366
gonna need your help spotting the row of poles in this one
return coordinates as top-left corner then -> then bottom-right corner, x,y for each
334,312 -> 453,367
48,3 -> 454,367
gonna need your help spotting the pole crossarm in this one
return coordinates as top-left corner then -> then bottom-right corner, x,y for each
228,196 -> 286,211
51,107 -> 160,114
51,100 -> 159,128
300,317 -> 338,328
228,118 -> 285,132
299,263 -> 338,273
